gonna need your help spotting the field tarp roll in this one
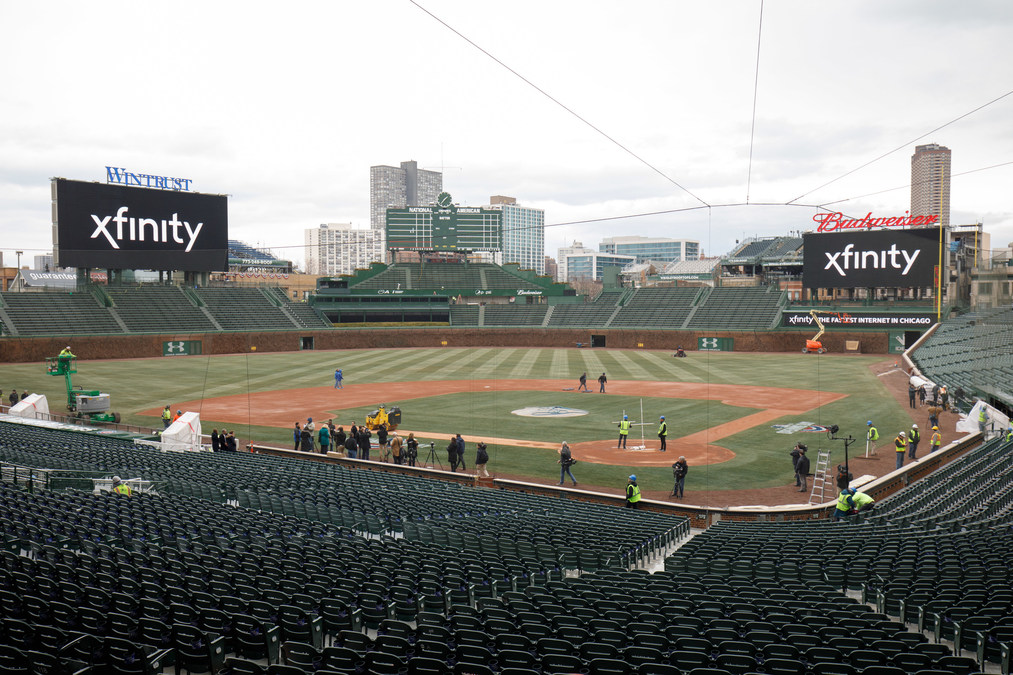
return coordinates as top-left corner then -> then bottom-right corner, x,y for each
161,411 -> 202,452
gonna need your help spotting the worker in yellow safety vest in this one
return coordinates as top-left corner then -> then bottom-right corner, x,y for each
618,415 -> 631,449
930,426 -> 942,452
866,421 -> 879,455
111,476 -> 132,497
894,431 -> 907,470
625,475 -> 641,509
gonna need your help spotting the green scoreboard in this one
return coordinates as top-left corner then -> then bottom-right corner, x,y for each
386,192 -> 502,251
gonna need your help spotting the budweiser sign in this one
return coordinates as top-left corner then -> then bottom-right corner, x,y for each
813,211 -> 940,232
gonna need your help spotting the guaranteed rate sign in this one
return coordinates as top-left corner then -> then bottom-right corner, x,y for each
803,228 -> 940,289
53,179 -> 228,271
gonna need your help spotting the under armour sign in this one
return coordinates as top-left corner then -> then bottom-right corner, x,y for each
803,229 -> 939,289
54,179 -> 228,272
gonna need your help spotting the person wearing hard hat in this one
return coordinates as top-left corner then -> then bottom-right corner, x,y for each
866,421 -> 879,456
111,476 -> 132,497
172,409 -> 183,423
894,430 -> 907,470
625,475 -> 641,509
930,426 -> 942,452
618,415 -> 631,449
658,416 -> 668,452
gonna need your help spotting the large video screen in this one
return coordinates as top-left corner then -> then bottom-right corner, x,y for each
53,179 -> 228,271
803,228 -> 940,288
386,206 -> 501,251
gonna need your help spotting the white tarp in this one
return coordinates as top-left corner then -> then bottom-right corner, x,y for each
955,400 -> 1010,435
9,394 -> 49,419
160,411 -> 203,452
909,375 -> 933,391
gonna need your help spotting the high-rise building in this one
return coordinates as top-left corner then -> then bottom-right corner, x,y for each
305,224 -> 385,276
556,241 -> 635,282
911,143 -> 951,227
487,195 -> 545,274
599,235 -> 699,263
369,160 -> 443,230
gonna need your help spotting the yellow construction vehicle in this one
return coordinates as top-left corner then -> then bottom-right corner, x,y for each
365,404 -> 401,432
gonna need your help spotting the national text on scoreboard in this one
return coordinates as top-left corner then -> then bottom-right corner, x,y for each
385,193 -> 502,251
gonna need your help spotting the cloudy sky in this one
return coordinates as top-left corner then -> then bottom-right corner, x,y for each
2,0 -> 1012,270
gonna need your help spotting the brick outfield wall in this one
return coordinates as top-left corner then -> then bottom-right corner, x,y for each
0,327 -> 890,363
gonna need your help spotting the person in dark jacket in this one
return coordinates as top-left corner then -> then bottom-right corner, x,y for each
447,439 -> 459,472
672,457 -> 688,498
225,431 -> 238,452
790,443 -> 803,486
795,446 -> 811,492
376,425 -> 389,461
293,422 -> 302,451
836,464 -> 852,492
454,434 -> 467,471
558,442 -> 577,486
475,441 -> 490,477
358,426 -> 372,461
333,426 -> 346,449
343,433 -> 358,459
406,433 -> 419,467
210,429 -> 221,453
300,424 -> 313,452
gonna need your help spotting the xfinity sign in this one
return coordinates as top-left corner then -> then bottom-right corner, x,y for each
53,179 -> 228,271
803,229 -> 939,289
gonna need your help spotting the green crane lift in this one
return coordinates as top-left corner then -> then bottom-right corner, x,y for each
45,355 -> 120,423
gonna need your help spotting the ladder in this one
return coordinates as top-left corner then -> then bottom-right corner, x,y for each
808,449 -> 833,505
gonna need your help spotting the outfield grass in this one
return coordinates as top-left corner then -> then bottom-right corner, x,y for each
0,347 -> 906,491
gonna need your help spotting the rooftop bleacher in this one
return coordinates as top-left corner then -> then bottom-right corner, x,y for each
228,239 -> 278,261
105,286 -> 218,333
0,290 -> 123,336
686,286 -> 785,329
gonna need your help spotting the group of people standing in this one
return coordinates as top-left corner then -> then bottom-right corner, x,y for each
209,429 -> 238,452
446,434 -> 490,476
3,389 -> 29,407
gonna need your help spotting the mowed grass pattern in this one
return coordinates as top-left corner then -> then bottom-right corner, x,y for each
0,348 -> 905,491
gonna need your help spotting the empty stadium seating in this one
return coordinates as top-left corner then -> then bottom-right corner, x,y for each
0,290 -> 124,336
194,288 -> 300,331
609,288 -> 700,329
1,412 -> 1010,674
105,286 -> 218,333
686,287 -> 786,329
911,307 -> 1013,406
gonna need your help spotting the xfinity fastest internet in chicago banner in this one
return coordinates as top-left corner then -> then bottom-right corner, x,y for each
53,178 -> 228,271
803,228 -> 940,289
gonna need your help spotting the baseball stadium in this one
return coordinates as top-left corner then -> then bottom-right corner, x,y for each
1,182 -> 1012,674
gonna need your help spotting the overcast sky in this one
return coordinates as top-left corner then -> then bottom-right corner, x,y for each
2,0 -> 1012,270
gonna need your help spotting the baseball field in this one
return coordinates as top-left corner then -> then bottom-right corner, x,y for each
0,347 -> 914,500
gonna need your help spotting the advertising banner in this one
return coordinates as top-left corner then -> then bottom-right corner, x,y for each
803,228 -> 940,288
781,311 -> 935,329
54,179 -> 228,271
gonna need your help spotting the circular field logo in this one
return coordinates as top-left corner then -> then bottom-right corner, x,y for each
511,406 -> 588,418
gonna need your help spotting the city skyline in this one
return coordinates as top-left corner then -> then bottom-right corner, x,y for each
2,2 -> 1012,272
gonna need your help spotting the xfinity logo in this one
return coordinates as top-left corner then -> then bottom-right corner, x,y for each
824,243 -> 920,277
90,206 -> 204,252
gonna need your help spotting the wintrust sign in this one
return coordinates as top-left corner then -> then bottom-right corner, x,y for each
53,178 -> 228,272
803,229 -> 939,289
813,211 -> 939,232
90,207 -> 204,252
